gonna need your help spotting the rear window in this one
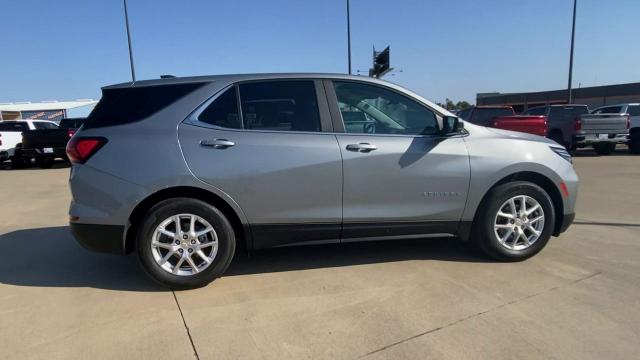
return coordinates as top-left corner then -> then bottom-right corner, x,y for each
549,106 -> 588,122
593,106 -> 622,114
472,108 -> 513,125
32,122 -> 58,130
0,122 -> 29,132
84,82 -> 206,129
524,107 -> 547,116
59,118 -> 85,129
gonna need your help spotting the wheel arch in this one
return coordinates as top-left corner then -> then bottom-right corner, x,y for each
461,171 -> 564,241
124,186 -> 250,254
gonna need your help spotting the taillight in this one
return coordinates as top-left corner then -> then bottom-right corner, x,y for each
66,137 -> 107,164
574,117 -> 582,131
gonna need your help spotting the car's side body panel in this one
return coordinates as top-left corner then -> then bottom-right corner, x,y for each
461,124 -> 579,223
67,73 -> 579,256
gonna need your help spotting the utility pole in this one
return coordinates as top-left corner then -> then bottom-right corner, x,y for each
346,0 -> 352,75
567,0 -> 577,103
124,0 -> 136,82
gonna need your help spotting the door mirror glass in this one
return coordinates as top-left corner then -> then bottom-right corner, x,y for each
441,116 -> 464,134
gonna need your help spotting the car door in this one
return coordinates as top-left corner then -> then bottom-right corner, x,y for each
325,80 -> 470,241
179,79 -> 342,249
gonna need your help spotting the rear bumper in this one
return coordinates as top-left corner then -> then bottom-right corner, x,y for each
70,222 -> 126,254
554,212 -> 575,236
573,134 -> 628,147
22,147 -> 67,158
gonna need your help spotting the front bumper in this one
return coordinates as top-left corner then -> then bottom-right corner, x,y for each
70,222 -> 126,254
554,212 -> 575,236
573,133 -> 628,147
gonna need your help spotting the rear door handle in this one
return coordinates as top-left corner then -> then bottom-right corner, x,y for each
346,143 -> 377,152
200,139 -> 235,149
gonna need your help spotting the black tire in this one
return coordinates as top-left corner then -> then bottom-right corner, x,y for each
474,181 -> 555,261
629,133 -> 640,154
137,198 -> 236,289
35,157 -> 53,168
10,156 -> 27,169
593,142 -> 615,155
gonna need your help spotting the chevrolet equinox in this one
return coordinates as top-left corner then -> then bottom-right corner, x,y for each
67,74 -> 578,289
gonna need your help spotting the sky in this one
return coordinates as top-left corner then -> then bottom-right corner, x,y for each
1,0 -> 639,105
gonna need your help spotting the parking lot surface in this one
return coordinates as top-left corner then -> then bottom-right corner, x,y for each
1,150 -> 639,359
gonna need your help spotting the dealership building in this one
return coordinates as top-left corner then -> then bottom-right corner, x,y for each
0,99 -> 97,122
477,82 -> 640,113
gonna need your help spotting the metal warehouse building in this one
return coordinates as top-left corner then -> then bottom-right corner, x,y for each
0,99 -> 97,122
477,82 -> 640,113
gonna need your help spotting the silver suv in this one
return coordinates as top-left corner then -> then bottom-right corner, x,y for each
67,74 -> 578,289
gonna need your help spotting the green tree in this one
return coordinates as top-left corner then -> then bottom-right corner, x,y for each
436,98 -> 472,110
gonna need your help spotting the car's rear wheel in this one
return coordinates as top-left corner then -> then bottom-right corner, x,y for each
475,181 -> 555,261
137,198 -> 236,289
593,142 -> 616,155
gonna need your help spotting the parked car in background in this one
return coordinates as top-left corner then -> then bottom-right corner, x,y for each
0,134 -> 8,162
591,103 -> 639,154
0,119 -> 59,168
67,73 -> 578,288
21,121 -> 75,168
522,104 -> 629,155
457,106 -> 547,136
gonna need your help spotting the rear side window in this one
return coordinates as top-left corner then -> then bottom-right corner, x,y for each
84,82 -> 206,129
33,122 -> 58,130
0,122 -> 29,132
198,88 -> 241,128
238,81 -> 320,132
626,105 -> 640,116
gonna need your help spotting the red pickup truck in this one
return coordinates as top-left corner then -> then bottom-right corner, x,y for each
457,106 -> 548,136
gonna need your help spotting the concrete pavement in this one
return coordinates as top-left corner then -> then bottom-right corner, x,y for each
1,149 -> 639,359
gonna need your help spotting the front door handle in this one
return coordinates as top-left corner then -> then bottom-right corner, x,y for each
346,143 -> 377,152
200,139 -> 235,149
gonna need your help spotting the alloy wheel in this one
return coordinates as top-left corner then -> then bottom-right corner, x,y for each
151,213 -> 218,276
493,195 -> 545,251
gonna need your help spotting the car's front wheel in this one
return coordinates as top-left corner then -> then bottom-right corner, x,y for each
137,198 -> 236,289
475,181 -> 555,261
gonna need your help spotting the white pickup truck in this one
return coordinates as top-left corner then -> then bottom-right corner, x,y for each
0,119 -> 60,168
591,103 -> 640,154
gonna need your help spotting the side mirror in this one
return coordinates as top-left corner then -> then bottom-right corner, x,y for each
441,116 -> 464,134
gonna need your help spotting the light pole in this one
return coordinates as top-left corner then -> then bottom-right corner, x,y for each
346,0 -> 352,75
567,0 -> 577,103
124,0 -> 136,82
